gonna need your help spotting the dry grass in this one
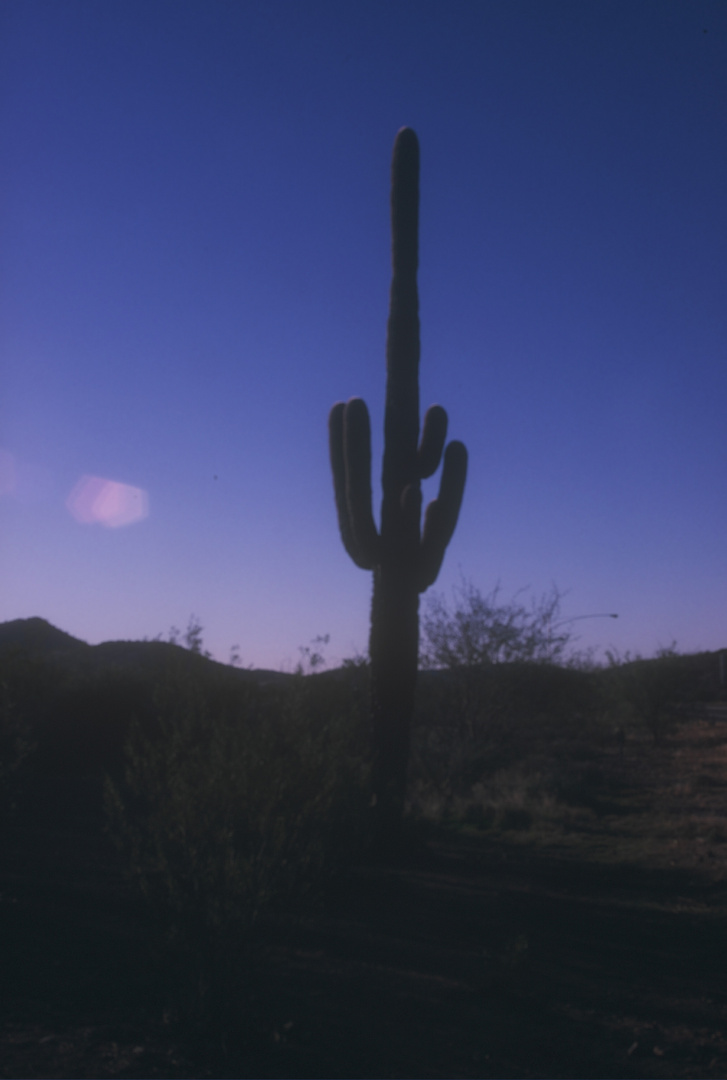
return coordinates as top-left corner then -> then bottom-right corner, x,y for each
410,711 -> 727,900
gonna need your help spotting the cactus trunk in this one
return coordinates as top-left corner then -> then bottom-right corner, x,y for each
370,129 -> 422,835
329,128 -> 468,843
369,562 -> 419,836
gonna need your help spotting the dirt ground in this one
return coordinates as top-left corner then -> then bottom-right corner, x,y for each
1,717 -> 726,1079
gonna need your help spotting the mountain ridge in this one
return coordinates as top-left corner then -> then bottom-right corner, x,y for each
0,617 -> 90,656
0,617 -> 292,684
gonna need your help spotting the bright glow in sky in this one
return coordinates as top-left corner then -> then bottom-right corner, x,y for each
1,0 -> 725,669
66,475 -> 149,529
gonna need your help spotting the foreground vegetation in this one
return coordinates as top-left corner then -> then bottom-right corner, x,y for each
1,611 -> 726,1077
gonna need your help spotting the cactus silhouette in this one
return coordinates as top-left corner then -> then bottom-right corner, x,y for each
329,128 -> 468,840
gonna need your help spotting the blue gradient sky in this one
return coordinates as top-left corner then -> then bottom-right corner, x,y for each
2,0 -> 725,669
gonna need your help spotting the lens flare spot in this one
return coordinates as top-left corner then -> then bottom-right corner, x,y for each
67,475 -> 149,528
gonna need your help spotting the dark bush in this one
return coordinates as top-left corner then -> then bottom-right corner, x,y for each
410,661 -> 601,809
603,648 -> 700,745
104,660 -> 370,1024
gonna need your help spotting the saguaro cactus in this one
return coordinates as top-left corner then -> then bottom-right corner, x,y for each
329,127 -> 467,838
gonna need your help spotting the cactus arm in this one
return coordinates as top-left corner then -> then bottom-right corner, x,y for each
328,400 -> 379,570
417,404 -> 448,479
418,440 -> 468,592
343,398 -> 380,568
329,401 -> 360,565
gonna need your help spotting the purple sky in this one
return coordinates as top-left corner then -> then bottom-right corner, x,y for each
2,0 -> 725,670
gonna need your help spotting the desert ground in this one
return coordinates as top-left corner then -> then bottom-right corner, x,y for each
2,700 -> 726,1079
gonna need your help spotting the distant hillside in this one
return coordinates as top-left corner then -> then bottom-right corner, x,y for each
0,617 -> 292,685
0,617 -> 90,657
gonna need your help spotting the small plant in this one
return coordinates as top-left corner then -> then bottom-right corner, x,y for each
163,614 -> 211,658
295,633 -> 330,675
182,614 -> 207,656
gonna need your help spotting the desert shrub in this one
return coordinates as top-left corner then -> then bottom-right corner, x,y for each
105,660 -> 369,1022
421,579 -> 572,669
410,579 -> 631,825
410,660 -> 602,819
412,578 -> 608,818
603,645 -> 699,745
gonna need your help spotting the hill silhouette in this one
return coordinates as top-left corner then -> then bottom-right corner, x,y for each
0,616 -> 291,685
0,616 -> 90,657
